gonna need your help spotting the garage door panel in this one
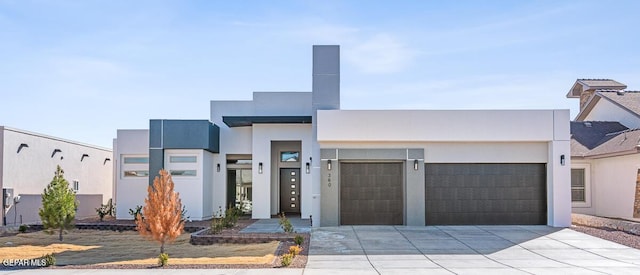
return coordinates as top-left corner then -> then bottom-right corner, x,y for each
425,163 -> 546,225
340,162 -> 403,225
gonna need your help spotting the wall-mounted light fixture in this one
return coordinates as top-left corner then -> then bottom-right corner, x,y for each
327,159 -> 332,170
81,154 -> 90,162
560,154 -> 565,166
17,143 -> 29,153
414,159 -> 419,171
305,162 -> 310,174
258,162 -> 263,174
216,163 -> 221,172
51,149 -> 62,158
103,158 -> 111,165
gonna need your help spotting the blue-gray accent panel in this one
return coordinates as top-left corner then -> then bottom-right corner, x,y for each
154,120 -> 219,153
148,149 -> 164,185
149,120 -> 163,148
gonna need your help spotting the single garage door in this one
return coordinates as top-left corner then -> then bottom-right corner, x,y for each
340,162 -> 403,225
425,163 -> 546,225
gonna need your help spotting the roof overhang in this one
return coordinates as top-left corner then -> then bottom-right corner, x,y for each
222,116 -> 313,127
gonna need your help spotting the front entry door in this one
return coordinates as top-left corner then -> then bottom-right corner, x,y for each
280,168 -> 300,214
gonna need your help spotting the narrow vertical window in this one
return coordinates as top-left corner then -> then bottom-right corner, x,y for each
571,169 -> 586,202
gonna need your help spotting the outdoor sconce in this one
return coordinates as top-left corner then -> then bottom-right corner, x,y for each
414,159 -> 419,171
103,158 -> 111,165
216,163 -> 221,172
81,154 -> 90,162
305,162 -> 310,174
51,149 -> 62,158
560,155 -> 565,166
258,162 -> 263,174
327,160 -> 332,170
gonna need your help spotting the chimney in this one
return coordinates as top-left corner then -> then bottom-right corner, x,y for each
312,45 -> 340,111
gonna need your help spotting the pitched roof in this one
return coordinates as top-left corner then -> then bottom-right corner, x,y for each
570,121 -> 640,158
567,79 -> 626,98
598,90 -> 640,117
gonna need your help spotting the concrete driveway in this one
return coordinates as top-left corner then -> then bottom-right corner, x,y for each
306,225 -> 640,274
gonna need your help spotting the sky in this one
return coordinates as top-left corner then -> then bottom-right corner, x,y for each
1,0 -> 639,148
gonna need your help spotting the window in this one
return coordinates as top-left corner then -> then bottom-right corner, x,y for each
280,151 -> 299,162
571,168 -> 586,202
124,170 -> 149,177
73,180 -> 79,192
170,156 -> 197,163
170,170 -> 197,176
123,157 -> 149,164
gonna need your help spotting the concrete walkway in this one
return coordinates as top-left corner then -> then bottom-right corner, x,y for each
306,225 -> 640,274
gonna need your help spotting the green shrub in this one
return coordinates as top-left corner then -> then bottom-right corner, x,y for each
129,205 -> 143,221
96,204 -> 109,221
280,252 -> 293,267
279,212 -> 294,233
18,224 -> 28,233
42,253 -> 56,266
158,252 -> 169,266
294,235 -> 304,246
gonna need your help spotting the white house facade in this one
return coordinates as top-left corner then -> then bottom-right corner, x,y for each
568,79 -> 640,220
1,126 -> 113,226
114,45 -> 571,227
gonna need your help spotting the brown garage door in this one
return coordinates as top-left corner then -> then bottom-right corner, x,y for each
425,163 -> 546,225
340,162 -> 403,225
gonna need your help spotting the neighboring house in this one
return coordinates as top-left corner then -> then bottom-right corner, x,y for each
568,79 -> 640,219
114,45 -> 571,227
1,126 -> 113,226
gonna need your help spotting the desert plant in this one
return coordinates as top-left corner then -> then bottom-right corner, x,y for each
181,205 -> 190,222
39,165 -> 78,241
18,224 -> 28,233
136,169 -> 185,259
96,204 -> 109,221
106,198 -> 116,217
281,252 -> 293,267
42,253 -> 56,266
158,252 -> 169,267
288,245 -> 302,256
294,235 -> 304,246
279,212 -> 294,233
129,205 -> 143,221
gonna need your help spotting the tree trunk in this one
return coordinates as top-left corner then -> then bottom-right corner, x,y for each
59,227 -> 63,241
160,241 -> 165,254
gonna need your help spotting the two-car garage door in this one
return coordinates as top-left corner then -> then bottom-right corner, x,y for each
339,162 -> 547,225
425,163 -> 547,225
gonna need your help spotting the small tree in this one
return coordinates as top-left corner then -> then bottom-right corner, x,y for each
39,165 -> 78,241
136,169 -> 185,261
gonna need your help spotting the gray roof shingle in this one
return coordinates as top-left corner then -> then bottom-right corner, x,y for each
570,121 -> 640,157
597,90 -> 640,117
577,79 -> 627,88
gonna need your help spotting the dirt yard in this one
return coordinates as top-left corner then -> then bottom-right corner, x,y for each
0,229 -> 279,266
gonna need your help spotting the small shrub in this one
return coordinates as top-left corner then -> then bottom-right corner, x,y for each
18,224 -> 28,233
281,252 -> 293,267
181,205 -> 190,222
279,212 -> 294,233
210,217 -> 225,234
129,205 -> 143,221
294,235 -> 304,246
106,198 -> 116,217
288,245 -> 302,256
42,253 -> 56,266
158,253 -> 169,266
96,204 -> 109,221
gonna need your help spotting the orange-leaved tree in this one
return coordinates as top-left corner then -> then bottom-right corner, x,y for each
136,169 -> 185,257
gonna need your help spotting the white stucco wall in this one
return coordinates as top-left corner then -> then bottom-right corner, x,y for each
584,98 -> 640,129
574,154 -> 640,219
317,109 -> 572,227
115,129 -> 149,220
164,149 -> 205,220
1,127 -> 113,224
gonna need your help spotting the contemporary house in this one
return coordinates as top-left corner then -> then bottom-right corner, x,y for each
114,45 -> 571,227
568,79 -> 640,220
1,126 -> 113,226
